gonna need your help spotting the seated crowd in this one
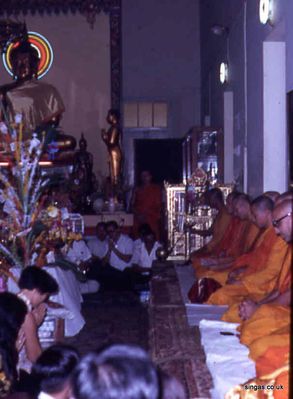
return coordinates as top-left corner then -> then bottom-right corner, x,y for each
0,187 -> 291,398
190,188 -> 292,397
0,222 -> 169,398
0,288 -> 185,399
67,221 -> 161,291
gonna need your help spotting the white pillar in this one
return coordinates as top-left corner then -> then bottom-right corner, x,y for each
263,42 -> 287,192
223,91 -> 234,183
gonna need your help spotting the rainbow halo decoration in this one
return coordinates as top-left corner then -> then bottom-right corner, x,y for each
2,31 -> 54,79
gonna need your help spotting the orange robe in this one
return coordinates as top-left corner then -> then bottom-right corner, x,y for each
256,346 -> 290,399
231,226 -> 276,274
192,218 -> 257,278
256,345 -> 289,377
197,221 -> 260,285
207,238 -> 288,310
191,216 -> 239,272
197,207 -> 232,254
133,183 -> 161,239
238,246 -> 292,344
248,324 -> 290,361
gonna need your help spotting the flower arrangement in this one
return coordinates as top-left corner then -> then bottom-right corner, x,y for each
0,110 -> 52,268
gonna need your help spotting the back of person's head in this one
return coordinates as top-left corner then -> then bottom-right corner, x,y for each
158,370 -> 186,399
18,266 -> 58,295
31,344 -> 79,395
72,344 -> 159,399
0,292 -> 27,334
0,293 -> 27,383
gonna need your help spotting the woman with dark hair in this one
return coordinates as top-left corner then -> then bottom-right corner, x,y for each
17,267 -> 58,376
0,292 -> 27,396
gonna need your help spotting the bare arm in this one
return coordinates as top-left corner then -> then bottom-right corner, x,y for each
22,312 -> 42,363
108,239 -> 132,263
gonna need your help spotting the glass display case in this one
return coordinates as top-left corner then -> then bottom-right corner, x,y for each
183,127 -> 224,184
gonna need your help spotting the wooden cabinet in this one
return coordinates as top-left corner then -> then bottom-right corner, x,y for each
183,127 -> 224,184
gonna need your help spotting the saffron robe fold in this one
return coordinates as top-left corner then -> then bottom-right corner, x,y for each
207,238 -> 288,308
196,222 -> 262,284
222,244 -> 292,324
193,220 -> 259,281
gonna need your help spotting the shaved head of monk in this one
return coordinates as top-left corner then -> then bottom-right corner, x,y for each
275,191 -> 293,206
208,188 -> 224,210
251,195 -> 274,229
272,199 -> 292,243
226,191 -> 240,214
234,193 -> 251,220
263,191 -> 280,203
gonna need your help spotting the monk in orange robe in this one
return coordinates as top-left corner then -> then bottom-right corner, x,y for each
225,198 -> 292,399
199,195 -> 272,286
196,194 -> 260,283
132,170 -> 162,240
242,199 -> 291,398
191,188 -> 232,257
210,236 -> 288,317
234,198 -> 292,329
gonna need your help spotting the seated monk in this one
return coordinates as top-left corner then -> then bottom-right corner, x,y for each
237,199 -> 292,346
0,39 -> 76,151
226,195 -> 276,283
224,198 -> 292,399
195,193 -> 260,284
192,192 -> 245,276
191,188 -> 232,257
206,199 -> 289,312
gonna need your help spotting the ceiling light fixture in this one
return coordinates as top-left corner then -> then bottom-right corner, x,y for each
220,62 -> 228,84
259,0 -> 273,24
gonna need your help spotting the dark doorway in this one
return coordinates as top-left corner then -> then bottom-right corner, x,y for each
134,139 -> 183,185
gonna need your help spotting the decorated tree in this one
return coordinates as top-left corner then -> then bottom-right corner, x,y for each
0,110 -> 50,270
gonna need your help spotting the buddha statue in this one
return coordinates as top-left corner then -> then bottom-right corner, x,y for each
101,109 -> 122,188
0,39 -> 76,152
70,133 -> 94,212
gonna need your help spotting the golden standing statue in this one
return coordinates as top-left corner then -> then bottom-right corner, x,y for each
101,109 -> 122,187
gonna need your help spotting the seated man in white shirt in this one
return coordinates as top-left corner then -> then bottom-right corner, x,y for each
86,222 -> 108,280
93,221 -> 134,291
66,239 -> 92,267
131,228 -> 161,273
87,222 -> 108,261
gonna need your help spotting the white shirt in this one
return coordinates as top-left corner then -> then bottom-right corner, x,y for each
87,237 -> 108,259
66,240 -> 92,265
132,241 -> 161,268
109,234 -> 134,271
38,392 -> 55,399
